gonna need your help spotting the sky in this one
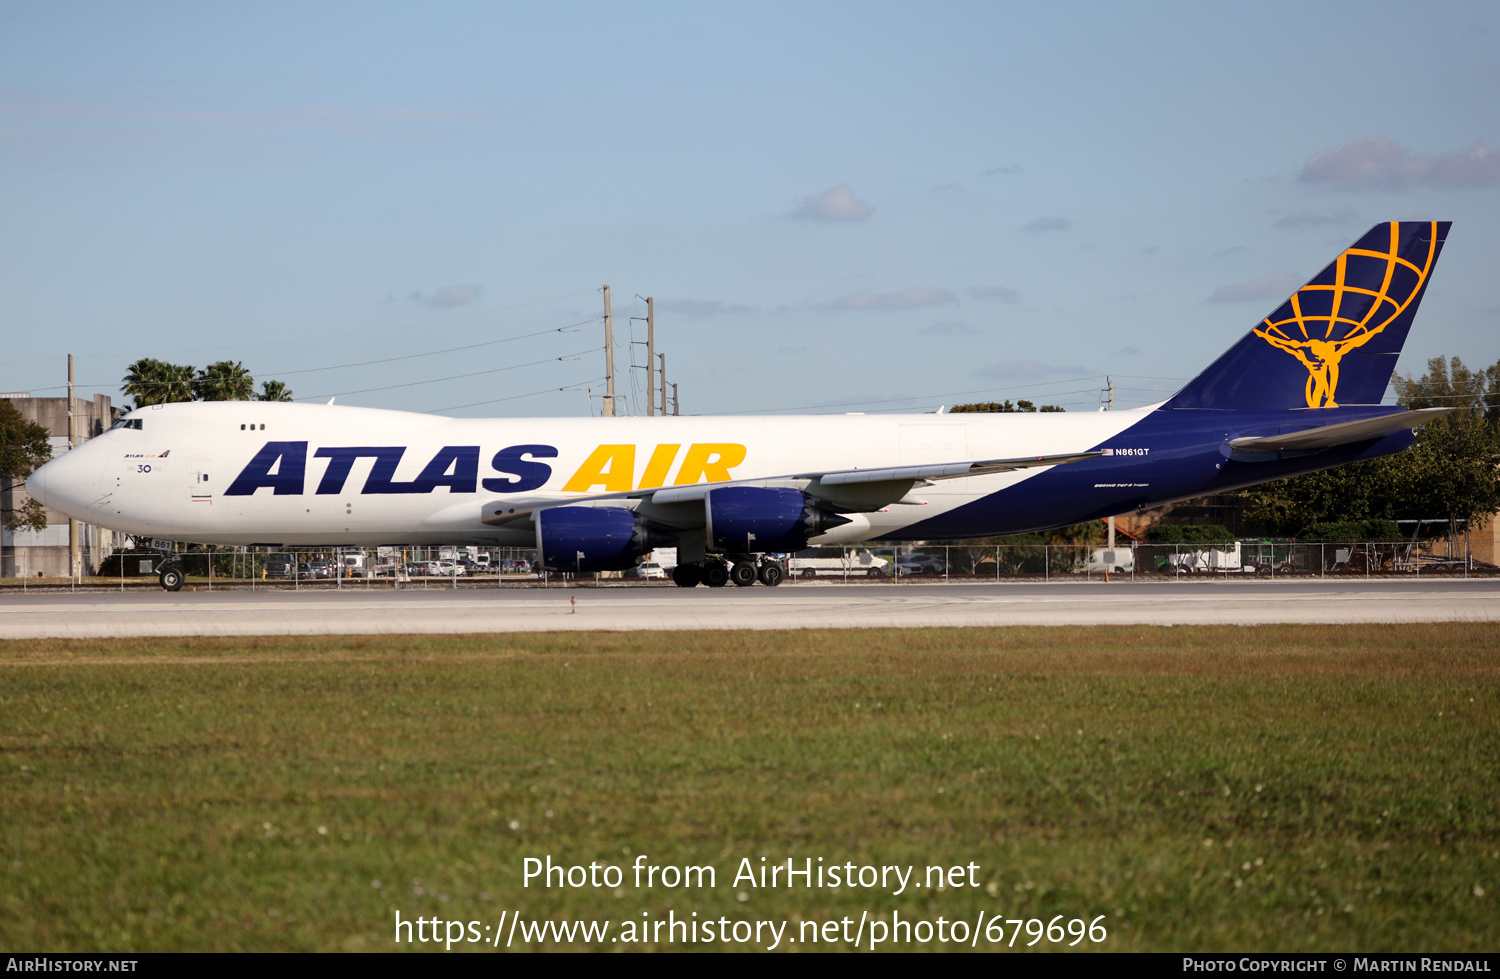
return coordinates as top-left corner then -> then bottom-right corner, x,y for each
2,0 -> 1498,418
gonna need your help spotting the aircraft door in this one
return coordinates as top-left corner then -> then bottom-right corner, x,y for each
187,456 -> 214,503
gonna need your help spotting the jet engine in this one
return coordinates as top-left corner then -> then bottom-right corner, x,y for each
705,486 -> 849,553
534,506 -> 662,573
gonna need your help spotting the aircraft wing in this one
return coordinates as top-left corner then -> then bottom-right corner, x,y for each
1227,407 -> 1455,452
481,449 -> 1103,527
797,450 -> 1106,486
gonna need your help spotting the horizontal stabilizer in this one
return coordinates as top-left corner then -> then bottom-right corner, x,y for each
1227,407 -> 1455,452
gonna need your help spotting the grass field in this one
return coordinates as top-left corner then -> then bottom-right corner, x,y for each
1,624 -> 1495,952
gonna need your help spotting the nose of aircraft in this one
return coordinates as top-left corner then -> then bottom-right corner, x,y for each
25,445 -> 103,519
25,463 -> 47,507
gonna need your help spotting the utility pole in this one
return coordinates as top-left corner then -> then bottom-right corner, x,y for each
602,285 -> 616,417
1104,374 -> 1116,554
672,382 -> 679,416
67,354 -> 79,582
645,296 -> 655,417
657,355 -> 669,416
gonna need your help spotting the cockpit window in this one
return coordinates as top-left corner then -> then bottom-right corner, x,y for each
109,418 -> 143,431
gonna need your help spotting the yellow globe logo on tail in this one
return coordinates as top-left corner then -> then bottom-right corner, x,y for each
1252,221 -> 1440,407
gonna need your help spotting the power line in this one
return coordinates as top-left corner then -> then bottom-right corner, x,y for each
425,377 -> 606,414
300,349 -> 598,400
706,380 -> 1114,415
264,319 -> 597,376
70,315 -> 599,392
15,288 -> 601,365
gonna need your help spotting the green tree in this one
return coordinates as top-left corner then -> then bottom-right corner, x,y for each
952,400 -> 1065,413
1,400 -> 52,533
193,361 -> 256,401
121,358 -> 195,407
1240,356 -> 1500,537
257,380 -> 293,402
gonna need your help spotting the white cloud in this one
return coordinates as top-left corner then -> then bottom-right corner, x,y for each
790,184 -> 872,221
966,285 -> 1019,303
921,320 -> 980,336
1300,138 -> 1500,191
974,360 -> 1088,379
409,284 -> 482,308
828,287 -> 956,311
1022,216 -> 1071,234
1208,273 -> 1300,303
656,299 -> 754,317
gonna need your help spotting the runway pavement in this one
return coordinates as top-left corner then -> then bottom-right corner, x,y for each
2,578 -> 1498,638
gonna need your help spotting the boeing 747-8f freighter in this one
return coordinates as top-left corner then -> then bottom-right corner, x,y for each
27,222 -> 1453,590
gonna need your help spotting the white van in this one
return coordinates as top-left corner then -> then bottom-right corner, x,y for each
786,547 -> 889,579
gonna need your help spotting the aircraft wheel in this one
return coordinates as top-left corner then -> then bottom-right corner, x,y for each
758,562 -> 784,587
672,564 -> 701,588
729,561 -> 758,587
701,561 -> 730,588
159,565 -> 185,592
800,568 -> 816,580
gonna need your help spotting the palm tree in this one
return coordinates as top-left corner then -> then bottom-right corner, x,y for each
193,361 -> 256,401
257,380 -> 293,402
121,358 -> 194,407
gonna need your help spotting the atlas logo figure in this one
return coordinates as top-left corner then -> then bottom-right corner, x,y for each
1253,323 -> 1385,408
1251,221 -> 1440,408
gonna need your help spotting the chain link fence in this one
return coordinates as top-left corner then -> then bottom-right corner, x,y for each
3,539 -> 1492,590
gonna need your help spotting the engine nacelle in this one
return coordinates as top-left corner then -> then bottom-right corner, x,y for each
534,506 -> 657,573
705,486 -> 848,553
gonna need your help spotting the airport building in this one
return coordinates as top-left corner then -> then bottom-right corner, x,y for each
1,393 -> 125,578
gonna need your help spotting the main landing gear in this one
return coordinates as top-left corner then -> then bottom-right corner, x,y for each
672,557 -> 786,588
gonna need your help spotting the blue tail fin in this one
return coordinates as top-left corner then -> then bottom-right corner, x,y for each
1167,221 -> 1450,410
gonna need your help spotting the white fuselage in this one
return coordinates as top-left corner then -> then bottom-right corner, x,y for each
30,401 -> 1146,547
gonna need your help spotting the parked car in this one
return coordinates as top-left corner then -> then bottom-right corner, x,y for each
301,559 -> 334,579
265,552 -> 297,579
624,561 -> 667,579
896,555 -> 944,575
